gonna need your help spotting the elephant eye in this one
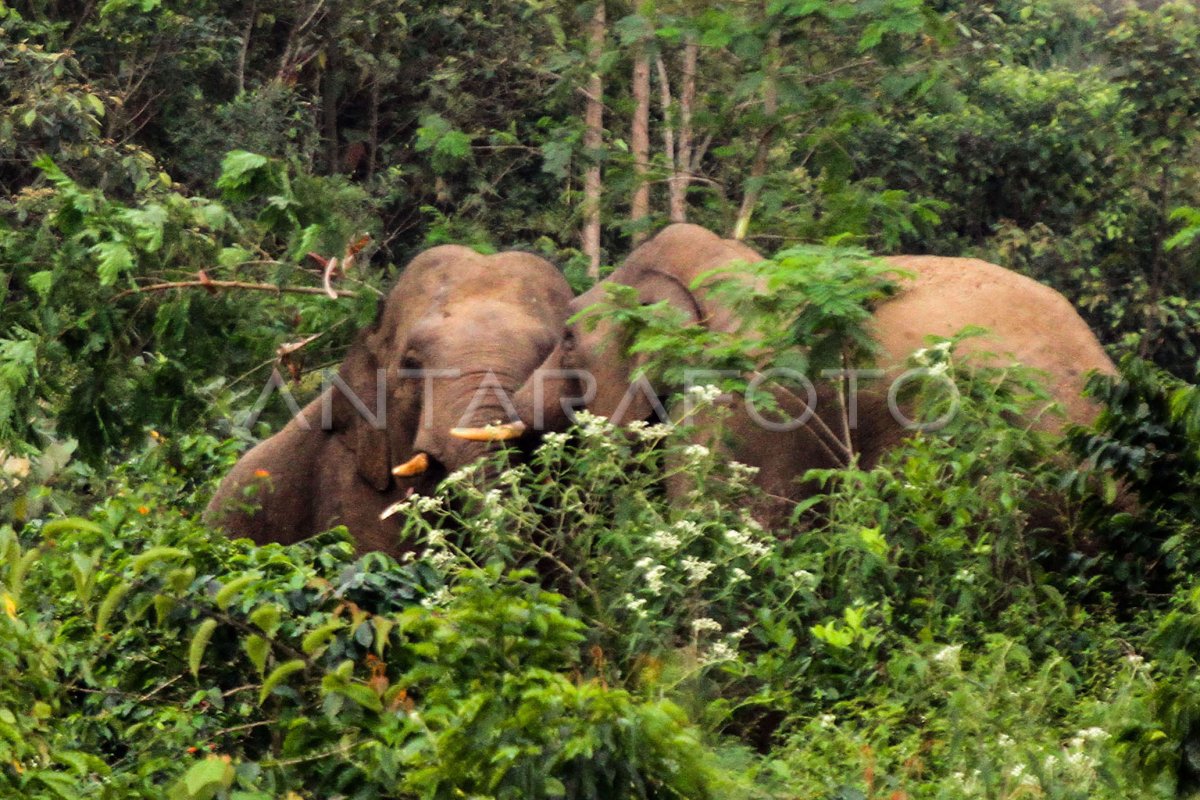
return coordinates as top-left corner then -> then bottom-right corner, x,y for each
400,352 -> 421,371
561,329 -> 576,352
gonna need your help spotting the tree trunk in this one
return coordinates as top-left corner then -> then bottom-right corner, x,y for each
655,53 -> 676,184
630,38 -> 651,244
367,76 -> 380,181
668,35 -> 698,223
733,28 -> 780,240
322,50 -> 340,175
582,1 -> 606,279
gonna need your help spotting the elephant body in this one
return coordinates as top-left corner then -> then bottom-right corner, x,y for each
507,223 -> 1115,522
205,245 -> 573,555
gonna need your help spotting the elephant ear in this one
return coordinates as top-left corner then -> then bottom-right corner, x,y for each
332,330 -> 392,492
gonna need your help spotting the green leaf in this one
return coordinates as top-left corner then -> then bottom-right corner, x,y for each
335,682 -> 383,713
259,659 -> 306,704
216,150 -> 272,200
41,517 -> 103,538
169,756 -> 234,800
27,271 -> 54,298
189,618 -> 218,677
373,616 -> 395,657
96,582 -> 132,632
301,619 -> 344,655
130,547 -> 190,574
243,634 -> 270,675
249,603 -> 282,635
90,240 -> 134,286
214,573 -> 260,610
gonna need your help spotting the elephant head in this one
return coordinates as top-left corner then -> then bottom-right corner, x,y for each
457,223 -> 1115,525
206,245 -> 573,554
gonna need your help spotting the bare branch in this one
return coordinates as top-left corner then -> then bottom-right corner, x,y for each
113,280 -> 357,301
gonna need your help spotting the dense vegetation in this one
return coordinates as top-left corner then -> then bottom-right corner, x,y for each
5,0 -> 1200,797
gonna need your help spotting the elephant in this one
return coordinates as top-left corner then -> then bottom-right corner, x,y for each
454,223 -> 1115,523
204,245 -> 574,555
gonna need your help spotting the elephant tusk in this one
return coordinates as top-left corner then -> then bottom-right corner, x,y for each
449,421 -> 527,442
392,452 -> 430,477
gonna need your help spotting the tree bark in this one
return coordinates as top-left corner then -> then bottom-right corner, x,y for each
630,37 -> 651,244
668,35 -> 698,223
582,1 -> 606,279
655,53 -> 676,181
236,0 -> 256,96
733,28 -> 780,240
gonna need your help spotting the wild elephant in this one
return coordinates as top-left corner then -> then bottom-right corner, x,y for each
204,245 -> 574,555
455,223 -> 1115,522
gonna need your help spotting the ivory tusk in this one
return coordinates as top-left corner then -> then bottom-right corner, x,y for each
449,421 -> 527,442
392,452 -> 430,477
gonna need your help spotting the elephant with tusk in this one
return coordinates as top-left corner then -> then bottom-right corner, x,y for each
455,223 -> 1116,523
204,245 -> 573,555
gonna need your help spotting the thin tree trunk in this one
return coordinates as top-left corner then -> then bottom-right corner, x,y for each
630,39 -> 651,244
236,0 -> 256,96
733,28 -> 780,240
322,51 -> 339,174
655,54 -> 676,178
582,1 -> 606,279
1141,162 -> 1172,357
668,36 -> 698,223
366,76 -> 380,181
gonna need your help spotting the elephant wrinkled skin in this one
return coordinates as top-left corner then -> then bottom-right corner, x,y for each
501,223 -> 1115,522
204,246 -> 573,555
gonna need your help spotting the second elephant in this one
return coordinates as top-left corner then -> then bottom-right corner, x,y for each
471,223 -> 1115,522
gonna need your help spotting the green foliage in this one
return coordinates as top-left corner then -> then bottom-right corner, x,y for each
6,0 -> 1200,796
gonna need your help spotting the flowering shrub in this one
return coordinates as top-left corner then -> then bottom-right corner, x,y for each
0,341 -> 1190,798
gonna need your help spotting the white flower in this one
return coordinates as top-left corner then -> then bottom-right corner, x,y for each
426,529 -> 448,547
541,431 -> 571,448
730,567 -> 750,583
420,586 -> 452,608
729,627 -> 749,641
1126,653 -> 1145,667
1075,727 -> 1109,742
649,530 -> 681,550
818,713 -> 836,729
380,492 -> 443,519
441,464 -> 479,486
624,594 -> 647,615
932,644 -> 962,667
728,461 -> 759,478
724,529 -> 751,547
928,361 -> 949,377
953,567 -> 975,584
691,618 -> 722,634
705,641 -> 737,663
681,556 -> 715,583
685,384 -> 724,405
636,558 -> 667,593
793,569 -> 817,587
574,410 -> 610,437
1006,763 -> 1025,779
997,733 -> 1014,748
635,423 -> 673,441
681,444 -> 710,461
425,549 -> 456,571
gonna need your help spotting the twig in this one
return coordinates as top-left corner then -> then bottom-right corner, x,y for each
113,280 -> 357,301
